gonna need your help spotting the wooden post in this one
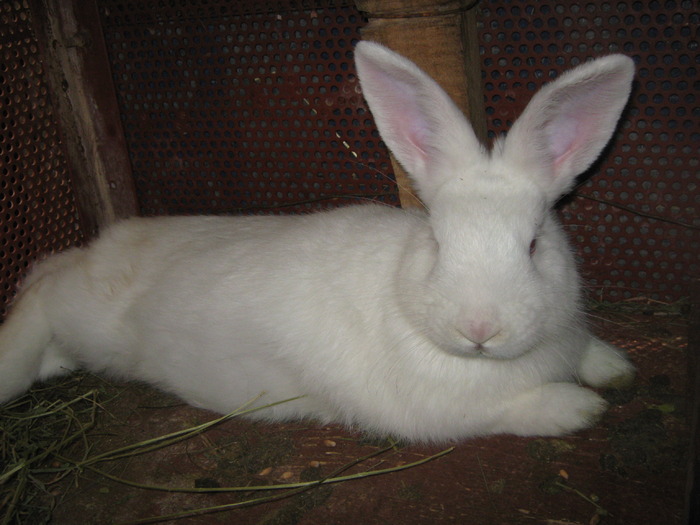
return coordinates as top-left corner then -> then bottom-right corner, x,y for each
354,0 -> 486,208
28,0 -> 138,237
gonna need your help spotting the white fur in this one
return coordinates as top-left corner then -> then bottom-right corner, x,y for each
0,43 -> 636,442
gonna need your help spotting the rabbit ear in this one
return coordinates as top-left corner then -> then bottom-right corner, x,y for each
500,55 -> 635,201
354,41 -> 483,204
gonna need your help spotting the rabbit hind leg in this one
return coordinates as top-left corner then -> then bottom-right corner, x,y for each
578,337 -> 636,389
0,277 -> 76,404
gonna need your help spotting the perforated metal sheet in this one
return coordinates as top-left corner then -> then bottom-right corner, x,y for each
1,0 -> 693,313
478,0 -> 699,301
0,0 -> 83,317
98,0 -> 696,301
98,0 -> 397,215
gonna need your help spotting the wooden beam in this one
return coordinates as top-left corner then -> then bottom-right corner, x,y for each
355,0 -> 486,208
28,0 -> 138,237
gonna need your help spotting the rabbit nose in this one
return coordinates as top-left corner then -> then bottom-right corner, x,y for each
460,319 -> 501,345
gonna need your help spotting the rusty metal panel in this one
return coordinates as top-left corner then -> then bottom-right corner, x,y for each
0,0 -> 84,317
98,0 -> 398,215
478,0 -> 699,302
3,0 -> 688,305
98,0 -> 696,301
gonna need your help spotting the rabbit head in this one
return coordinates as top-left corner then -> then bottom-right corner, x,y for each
354,42 -> 634,361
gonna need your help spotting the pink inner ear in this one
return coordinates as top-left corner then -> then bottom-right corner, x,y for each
365,68 -> 432,172
547,101 -> 606,177
545,81 -> 621,176
547,116 -> 579,160
402,115 -> 430,160
546,115 -> 581,176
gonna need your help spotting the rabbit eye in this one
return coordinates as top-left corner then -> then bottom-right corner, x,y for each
529,239 -> 537,256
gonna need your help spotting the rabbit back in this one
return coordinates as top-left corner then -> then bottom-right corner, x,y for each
16,209 -> 426,415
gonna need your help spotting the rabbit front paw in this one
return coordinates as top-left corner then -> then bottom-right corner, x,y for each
493,383 -> 608,437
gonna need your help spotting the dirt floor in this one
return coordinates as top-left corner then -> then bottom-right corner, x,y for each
3,301 -> 694,525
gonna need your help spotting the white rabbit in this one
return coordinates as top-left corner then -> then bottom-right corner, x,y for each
0,42 -> 636,442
